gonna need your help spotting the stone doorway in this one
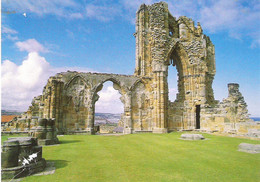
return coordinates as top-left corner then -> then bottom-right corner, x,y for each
94,81 -> 124,135
196,105 -> 201,129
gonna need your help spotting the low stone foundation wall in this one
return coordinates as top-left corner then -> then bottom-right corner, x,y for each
1,137 -> 46,180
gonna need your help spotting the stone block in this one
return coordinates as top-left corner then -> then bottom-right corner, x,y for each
238,143 -> 260,154
152,128 -> 168,133
181,134 -> 205,140
1,140 -> 19,168
1,137 -> 46,180
38,139 -> 53,146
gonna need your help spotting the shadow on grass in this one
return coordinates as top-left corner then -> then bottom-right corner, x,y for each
59,140 -> 81,144
47,160 -> 70,169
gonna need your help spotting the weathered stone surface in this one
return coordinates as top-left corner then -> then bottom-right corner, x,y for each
181,134 -> 205,140
1,137 -> 46,180
4,1 -> 256,136
31,118 -> 59,145
238,143 -> 260,154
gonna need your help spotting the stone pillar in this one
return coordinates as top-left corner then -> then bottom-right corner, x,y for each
46,119 -> 54,140
56,82 -> 64,133
1,140 -> 19,168
124,93 -> 133,134
228,83 -> 239,97
50,80 -> 57,119
33,118 -> 59,145
86,105 -> 95,135
34,118 -> 47,139
153,71 -> 168,133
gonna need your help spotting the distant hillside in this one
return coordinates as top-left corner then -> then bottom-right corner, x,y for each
95,113 -> 122,125
95,113 -> 121,119
1,110 -> 23,116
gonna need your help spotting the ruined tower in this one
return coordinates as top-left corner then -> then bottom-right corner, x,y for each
134,2 -> 216,132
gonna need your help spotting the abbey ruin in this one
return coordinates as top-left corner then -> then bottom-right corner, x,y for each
7,2 -> 259,136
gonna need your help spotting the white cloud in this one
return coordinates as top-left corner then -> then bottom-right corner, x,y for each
2,26 -> 19,41
250,32 -> 260,48
69,13 -> 83,19
66,29 -> 75,39
2,0 -> 79,18
169,88 -> 178,102
6,34 -> 19,41
2,26 -> 18,34
197,0 -> 260,47
1,52 -> 51,111
15,39 -> 48,53
1,51 -> 95,111
85,4 -> 122,22
3,0 -> 259,41
199,0 -> 245,32
95,84 -> 124,113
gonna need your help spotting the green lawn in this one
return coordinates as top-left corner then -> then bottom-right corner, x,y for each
2,133 -> 260,182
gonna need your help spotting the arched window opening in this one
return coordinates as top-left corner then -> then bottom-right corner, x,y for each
168,60 -> 178,102
94,81 -> 124,134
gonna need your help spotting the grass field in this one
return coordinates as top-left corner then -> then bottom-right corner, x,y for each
2,133 -> 260,182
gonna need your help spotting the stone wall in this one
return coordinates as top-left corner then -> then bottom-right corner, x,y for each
200,83 -> 259,136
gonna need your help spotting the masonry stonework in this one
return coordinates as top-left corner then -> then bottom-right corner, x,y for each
7,2 -> 258,136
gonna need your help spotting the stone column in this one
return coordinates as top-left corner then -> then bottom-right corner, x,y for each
153,70 -> 168,133
34,118 -> 47,139
123,93 -> 133,134
50,80 -> 57,119
86,91 -> 98,135
1,140 -> 19,168
55,81 -> 62,130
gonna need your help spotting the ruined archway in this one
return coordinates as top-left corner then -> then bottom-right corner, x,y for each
167,43 -> 189,131
93,81 -> 124,134
62,75 -> 91,133
89,78 -> 133,134
130,81 -> 152,132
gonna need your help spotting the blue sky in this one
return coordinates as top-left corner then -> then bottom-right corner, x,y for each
1,0 -> 260,116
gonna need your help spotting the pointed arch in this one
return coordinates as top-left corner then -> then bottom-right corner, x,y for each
130,79 -> 145,91
166,40 -> 190,75
64,74 -> 89,90
167,41 -> 191,103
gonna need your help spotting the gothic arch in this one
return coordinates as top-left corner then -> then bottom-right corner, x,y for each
167,42 -> 190,102
89,77 -> 133,134
167,42 -> 190,73
64,74 -> 89,90
62,75 -> 92,133
130,79 -> 146,91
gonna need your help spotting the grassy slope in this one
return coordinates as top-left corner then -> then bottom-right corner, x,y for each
2,133 -> 260,182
